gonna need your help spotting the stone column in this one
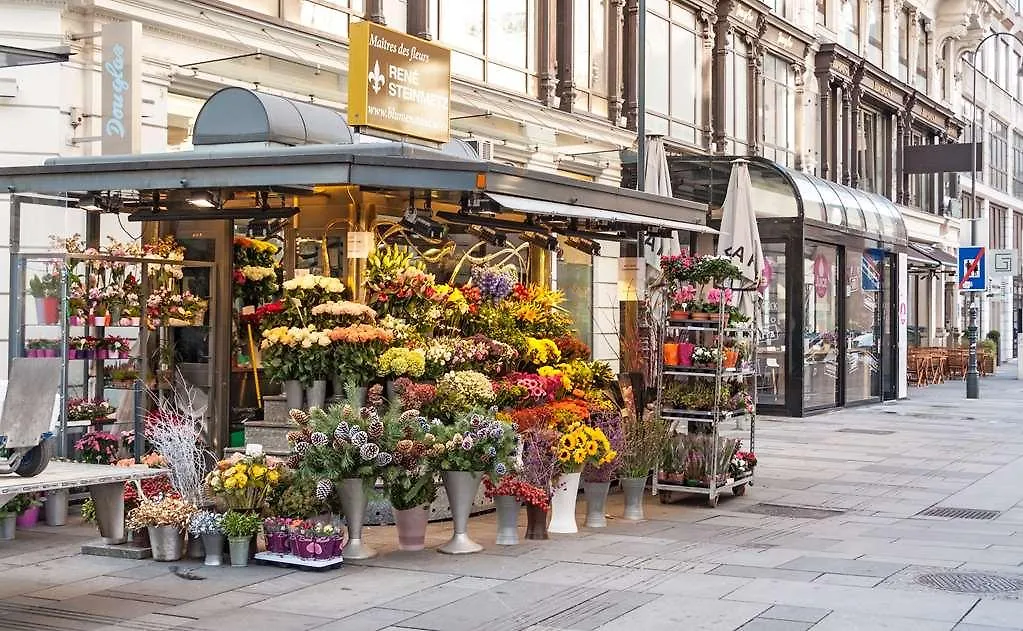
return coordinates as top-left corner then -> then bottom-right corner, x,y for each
712,19 -> 731,153
907,6 -> 920,84
748,34 -> 763,157
365,0 -> 386,24
793,62 -> 807,170
850,86 -> 861,188
623,0 -> 639,129
406,0 -> 431,39
818,74 -> 832,179
700,10 -> 716,150
556,0 -> 577,113
538,0 -> 557,107
607,0 -> 625,125
895,113 -> 906,204
841,84 -> 852,186
923,18 -> 936,95
882,0 -> 899,75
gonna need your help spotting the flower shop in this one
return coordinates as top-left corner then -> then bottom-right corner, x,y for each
0,87 -> 738,564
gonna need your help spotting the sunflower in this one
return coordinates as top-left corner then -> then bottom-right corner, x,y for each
558,449 -> 571,461
560,436 -> 573,449
586,441 -> 598,455
573,452 -> 585,464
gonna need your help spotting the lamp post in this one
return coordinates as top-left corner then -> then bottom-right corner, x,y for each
966,32 -> 1023,399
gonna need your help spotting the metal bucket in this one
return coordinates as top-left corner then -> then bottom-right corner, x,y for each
147,526 -> 184,561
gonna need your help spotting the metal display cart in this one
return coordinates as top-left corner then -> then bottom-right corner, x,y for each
652,288 -> 758,508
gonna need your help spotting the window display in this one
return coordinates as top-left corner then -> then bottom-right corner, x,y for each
846,249 -> 880,403
804,243 -> 838,409
758,243 -> 786,407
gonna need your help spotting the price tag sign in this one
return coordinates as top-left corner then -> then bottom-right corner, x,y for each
347,231 -> 375,259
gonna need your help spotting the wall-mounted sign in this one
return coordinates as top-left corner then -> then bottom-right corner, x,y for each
347,22 -> 451,143
346,232 -> 374,259
813,254 -> 831,298
100,21 -> 142,155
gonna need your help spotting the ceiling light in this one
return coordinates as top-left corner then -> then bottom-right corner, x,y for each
521,231 -> 558,251
565,236 -> 600,256
188,192 -> 217,208
401,208 -> 446,240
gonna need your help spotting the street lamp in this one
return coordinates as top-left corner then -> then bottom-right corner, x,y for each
966,32 -> 1023,399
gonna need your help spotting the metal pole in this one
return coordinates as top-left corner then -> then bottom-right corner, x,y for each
966,40 -> 985,399
636,0 -> 646,190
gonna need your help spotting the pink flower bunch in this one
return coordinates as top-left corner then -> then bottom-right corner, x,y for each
506,372 -> 560,403
706,288 -> 733,304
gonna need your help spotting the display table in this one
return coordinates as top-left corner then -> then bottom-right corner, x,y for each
0,462 -> 163,544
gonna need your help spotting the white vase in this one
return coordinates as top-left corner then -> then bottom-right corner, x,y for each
548,472 -> 581,534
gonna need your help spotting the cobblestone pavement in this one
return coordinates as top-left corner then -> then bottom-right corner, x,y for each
4,367 -> 1023,630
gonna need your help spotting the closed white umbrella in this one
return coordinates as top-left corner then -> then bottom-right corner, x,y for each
642,137 -> 681,264
716,159 -> 765,325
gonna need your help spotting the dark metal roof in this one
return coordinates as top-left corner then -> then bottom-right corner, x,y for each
192,87 -> 354,146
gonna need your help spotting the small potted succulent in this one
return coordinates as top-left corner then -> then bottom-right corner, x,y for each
221,510 -> 262,567
188,510 -> 225,566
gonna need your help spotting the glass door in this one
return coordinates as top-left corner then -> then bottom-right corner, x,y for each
879,253 -> 898,400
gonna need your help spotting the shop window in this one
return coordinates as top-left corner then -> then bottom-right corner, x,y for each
284,0 -> 364,38
915,19 -> 928,91
804,243 -> 838,409
990,118 -> 1009,193
429,0 -> 536,95
763,54 -> 796,168
909,134 -> 937,213
646,3 -> 702,146
898,9 -> 910,83
990,205 -> 1007,249
840,0 -> 858,52
816,0 -> 827,27
757,243 -> 787,407
846,249 -> 881,403
726,35 -> 750,154
1013,132 -> 1023,199
859,109 -> 891,196
557,248 -> 593,350
866,2 -> 882,66
573,0 -> 609,116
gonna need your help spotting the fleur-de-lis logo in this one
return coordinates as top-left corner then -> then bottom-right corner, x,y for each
368,60 -> 385,94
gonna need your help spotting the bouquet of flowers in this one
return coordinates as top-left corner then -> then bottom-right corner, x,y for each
434,370 -> 496,412
188,510 -> 224,536
310,301 -> 377,327
204,453 -> 286,510
483,476 -> 550,512
281,275 -> 346,310
365,245 -> 435,319
470,264 -> 517,302
426,411 -> 516,476
523,337 -> 562,367
377,347 -> 427,379
555,422 -> 617,473
328,324 -> 394,386
126,496 -> 197,529
67,398 -> 117,423
507,284 -> 573,339
73,430 -> 121,463
233,236 -> 278,267
233,265 -> 279,307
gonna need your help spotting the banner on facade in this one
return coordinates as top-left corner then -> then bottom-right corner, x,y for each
347,22 -> 451,143
101,21 -> 142,155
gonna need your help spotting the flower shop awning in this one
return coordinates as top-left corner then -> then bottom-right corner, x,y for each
0,143 -> 709,232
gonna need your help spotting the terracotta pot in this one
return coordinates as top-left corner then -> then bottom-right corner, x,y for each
663,343 -> 680,366
670,310 -> 689,321
42,296 -> 59,324
524,504 -> 549,540
723,349 -> 739,369
691,312 -> 711,321
394,506 -> 429,551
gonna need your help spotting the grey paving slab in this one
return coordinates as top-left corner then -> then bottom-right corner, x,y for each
738,619 -> 813,631
961,599 -> 1023,628
26,574 -> 136,600
709,564 -> 823,582
809,612 -> 955,630
592,594 -> 767,631
166,590 -> 268,618
811,573 -> 883,587
779,556 -> 907,577
644,572 -> 752,598
760,605 -> 829,623
722,578 -> 978,622
190,607 -> 335,631
309,608 -> 417,631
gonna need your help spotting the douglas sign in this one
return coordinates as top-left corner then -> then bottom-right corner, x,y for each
101,21 -> 141,155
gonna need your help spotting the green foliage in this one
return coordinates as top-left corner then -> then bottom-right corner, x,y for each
384,469 -> 437,511
28,273 -> 59,299
270,474 -> 339,518
80,498 -> 96,523
430,411 -> 516,475
221,510 -> 262,538
986,330 -> 1000,344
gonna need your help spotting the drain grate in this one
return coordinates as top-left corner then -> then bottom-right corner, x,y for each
742,503 -> 845,520
915,572 -> 1023,594
837,428 -> 895,435
917,506 -> 1001,520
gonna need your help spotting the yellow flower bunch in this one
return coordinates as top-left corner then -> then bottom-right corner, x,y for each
537,365 -> 571,391
234,236 -> 279,253
260,326 -> 297,349
525,337 -> 562,366
430,284 -> 469,314
205,453 -> 285,510
555,421 -> 617,472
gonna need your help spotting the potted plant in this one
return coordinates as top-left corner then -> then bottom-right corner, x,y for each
109,365 -> 139,389
517,427 -> 560,540
549,421 -> 617,534
722,338 -> 740,369
669,285 -> 698,320
691,346 -> 721,369
0,504 -> 15,540
221,510 -> 263,567
29,272 -> 60,325
8,493 -> 42,528
204,452 -> 286,511
619,407 -> 669,520
188,510 -> 225,566
263,517 -> 292,555
427,411 -> 516,554
126,496 -> 197,562
381,412 -> 438,551
582,410 -> 624,528
44,489 -> 69,526
377,347 -> 427,397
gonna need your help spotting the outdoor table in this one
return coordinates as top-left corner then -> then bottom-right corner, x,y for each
0,461 -> 163,544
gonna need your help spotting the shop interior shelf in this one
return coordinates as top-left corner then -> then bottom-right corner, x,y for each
663,367 -> 756,378
667,321 -> 756,334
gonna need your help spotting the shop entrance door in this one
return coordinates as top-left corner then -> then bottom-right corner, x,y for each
879,254 -> 898,401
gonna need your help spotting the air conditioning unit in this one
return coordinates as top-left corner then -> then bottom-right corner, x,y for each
465,138 -> 495,162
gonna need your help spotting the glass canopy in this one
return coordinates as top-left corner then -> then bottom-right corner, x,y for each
664,155 -> 908,246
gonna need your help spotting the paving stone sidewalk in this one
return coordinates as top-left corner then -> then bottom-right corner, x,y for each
4,367 -> 1023,630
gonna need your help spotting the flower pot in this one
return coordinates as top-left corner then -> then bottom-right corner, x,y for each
524,504 -> 549,540
43,348 -> 58,358
494,495 -> 520,545
34,298 -> 46,324
306,380 -> 327,409
385,379 -> 397,401
691,312 -> 711,321
130,317 -> 141,327
438,471 -> 484,554
723,349 -> 739,369
621,476 -> 648,521
338,477 -> 377,559
130,528 -> 150,548
679,342 -> 695,367
314,537 -> 335,560
16,506 -> 40,528
0,514 -> 15,540
44,489 -> 68,526
663,343 -> 680,366
42,296 -> 59,324
583,481 -> 611,528
293,534 -> 315,559
669,310 -> 689,321
187,535 -> 204,559
70,316 -> 84,327
93,316 -> 107,327
96,349 -> 109,360
284,380 -> 304,410
202,533 -> 224,566
266,532 -> 289,554
394,506 -> 429,551
148,525 -> 184,561
548,472 -> 581,534
228,536 -> 252,567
